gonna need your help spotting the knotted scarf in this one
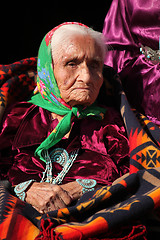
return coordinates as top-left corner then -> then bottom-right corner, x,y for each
29,22 -> 106,162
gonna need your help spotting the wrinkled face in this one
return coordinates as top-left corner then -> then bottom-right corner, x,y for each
53,35 -> 104,107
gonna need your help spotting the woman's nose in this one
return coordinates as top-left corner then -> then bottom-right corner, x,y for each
78,64 -> 92,84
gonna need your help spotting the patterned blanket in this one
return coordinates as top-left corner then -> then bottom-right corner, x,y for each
0,58 -> 160,239
0,58 -> 36,122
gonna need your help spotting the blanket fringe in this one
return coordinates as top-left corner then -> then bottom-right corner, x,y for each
35,218 -> 147,240
34,219 -> 61,240
88,224 -> 147,240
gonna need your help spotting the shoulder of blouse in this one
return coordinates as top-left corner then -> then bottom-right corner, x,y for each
0,101 -> 51,150
102,106 -> 124,127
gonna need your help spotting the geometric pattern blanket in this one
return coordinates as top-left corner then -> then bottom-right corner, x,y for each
0,58 -> 160,239
0,57 -> 37,122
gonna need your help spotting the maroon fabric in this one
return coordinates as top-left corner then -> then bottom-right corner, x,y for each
103,0 -> 160,125
0,102 -> 129,186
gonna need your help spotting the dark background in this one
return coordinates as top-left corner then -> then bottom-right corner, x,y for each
0,1 -> 112,64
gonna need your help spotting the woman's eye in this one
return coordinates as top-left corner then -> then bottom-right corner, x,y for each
66,61 -> 77,67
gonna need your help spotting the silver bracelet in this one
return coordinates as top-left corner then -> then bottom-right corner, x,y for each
14,179 -> 35,201
76,179 -> 97,194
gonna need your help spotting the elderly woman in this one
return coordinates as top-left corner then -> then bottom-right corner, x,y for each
0,22 -> 129,214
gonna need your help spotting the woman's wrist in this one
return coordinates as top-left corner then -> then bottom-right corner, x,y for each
76,179 -> 97,194
14,179 -> 35,201
62,181 -> 83,200
62,179 -> 97,200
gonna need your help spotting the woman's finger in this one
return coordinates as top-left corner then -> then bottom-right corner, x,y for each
26,190 -> 48,213
51,185 -> 72,206
51,195 -> 66,210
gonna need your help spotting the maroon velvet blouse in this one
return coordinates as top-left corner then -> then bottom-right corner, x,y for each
0,102 -> 129,186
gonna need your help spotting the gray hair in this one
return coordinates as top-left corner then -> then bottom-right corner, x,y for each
51,24 -> 107,63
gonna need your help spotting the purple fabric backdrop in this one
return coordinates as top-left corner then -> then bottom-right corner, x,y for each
103,0 -> 160,125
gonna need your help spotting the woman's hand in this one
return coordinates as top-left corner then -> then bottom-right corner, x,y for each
25,181 -> 82,214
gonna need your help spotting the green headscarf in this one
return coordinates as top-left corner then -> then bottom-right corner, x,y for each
29,22 -> 106,162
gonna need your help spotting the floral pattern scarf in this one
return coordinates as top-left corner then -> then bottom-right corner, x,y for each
29,22 -> 106,162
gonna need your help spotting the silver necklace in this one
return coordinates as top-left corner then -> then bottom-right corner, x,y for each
41,148 -> 79,184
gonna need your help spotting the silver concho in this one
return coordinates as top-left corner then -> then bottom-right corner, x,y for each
49,148 -> 69,167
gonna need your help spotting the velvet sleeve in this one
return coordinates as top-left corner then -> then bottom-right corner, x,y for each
102,107 -> 130,178
0,102 -> 35,181
103,124 -> 129,177
76,107 -> 130,185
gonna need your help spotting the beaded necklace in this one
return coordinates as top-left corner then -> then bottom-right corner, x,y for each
41,148 -> 79,184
